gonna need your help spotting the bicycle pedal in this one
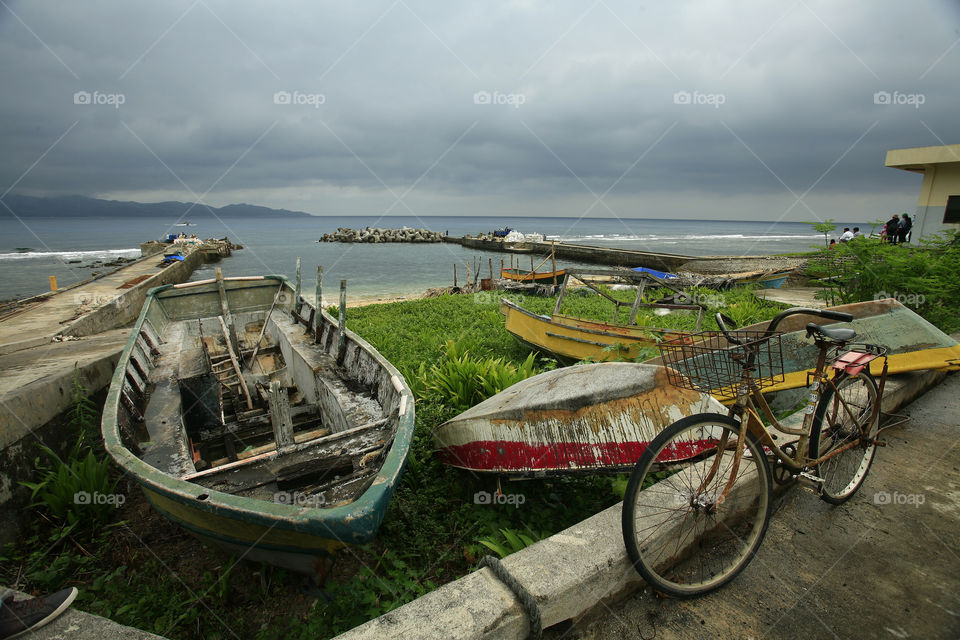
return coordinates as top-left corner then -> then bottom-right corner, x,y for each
798,471 -> 824,484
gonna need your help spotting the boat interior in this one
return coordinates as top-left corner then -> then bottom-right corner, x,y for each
115,276 -> 402,509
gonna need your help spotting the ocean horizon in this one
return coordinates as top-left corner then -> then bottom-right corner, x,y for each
0,215 -> 870,301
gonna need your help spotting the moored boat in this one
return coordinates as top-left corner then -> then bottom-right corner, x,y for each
500,267 -> 567,285
434,363 -> 725,475
101,272 -> 415,575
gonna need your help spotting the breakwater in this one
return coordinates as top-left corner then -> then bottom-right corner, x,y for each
445,236 -> 704,271
320,227 -> 444,243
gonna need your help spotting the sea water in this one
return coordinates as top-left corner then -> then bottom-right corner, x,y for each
0,215 -> 860,301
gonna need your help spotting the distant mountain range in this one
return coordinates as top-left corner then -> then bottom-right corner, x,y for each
0,194 -> 313,218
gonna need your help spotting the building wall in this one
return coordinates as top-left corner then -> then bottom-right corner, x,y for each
915,162 -> 960,239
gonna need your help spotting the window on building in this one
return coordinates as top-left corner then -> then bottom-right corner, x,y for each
945,195 -> 960,224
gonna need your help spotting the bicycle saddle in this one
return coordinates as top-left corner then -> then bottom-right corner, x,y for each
806,322 -> 856,342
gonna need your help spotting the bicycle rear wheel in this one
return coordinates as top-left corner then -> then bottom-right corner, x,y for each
621,413 -> 773,597
810,371 -> 880,504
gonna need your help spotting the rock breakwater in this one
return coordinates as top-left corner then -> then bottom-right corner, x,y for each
319,227 -> 444,243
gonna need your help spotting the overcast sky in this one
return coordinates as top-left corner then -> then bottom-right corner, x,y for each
1,0 -> 958,222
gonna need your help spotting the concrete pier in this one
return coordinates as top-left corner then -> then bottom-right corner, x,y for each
447,236 -> 714,271
0,240 -> 231,544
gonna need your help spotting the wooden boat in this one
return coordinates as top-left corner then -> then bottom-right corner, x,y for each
101,272 -> 415,575
433,362 -> 725,475
647,298 -> 960,402
500,267 -> 567,285
501,268 -> 703,364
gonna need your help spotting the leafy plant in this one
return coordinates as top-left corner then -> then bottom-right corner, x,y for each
476,527 -> 545,558
21,442 -> 119,529
417,340 -> 538,411
807,219 -> 836,247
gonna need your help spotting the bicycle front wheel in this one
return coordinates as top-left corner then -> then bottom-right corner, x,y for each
810,371 -> 880,504
622,413 -> 773,597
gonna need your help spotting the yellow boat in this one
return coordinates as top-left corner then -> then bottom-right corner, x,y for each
500,268 -> 703,363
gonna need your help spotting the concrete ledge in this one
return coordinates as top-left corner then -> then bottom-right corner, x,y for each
1,589 -> 166,640
333,367 -> 950,640
0,335 -> 51,357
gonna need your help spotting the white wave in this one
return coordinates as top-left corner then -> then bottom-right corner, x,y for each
556,233 -> 821,242
0,248 -> 140,261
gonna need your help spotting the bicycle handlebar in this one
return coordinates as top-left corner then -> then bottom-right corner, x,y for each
714,307 -> 855,345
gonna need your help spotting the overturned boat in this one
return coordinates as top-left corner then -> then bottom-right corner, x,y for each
101,272 -> 414,574
434,363 -> 724,476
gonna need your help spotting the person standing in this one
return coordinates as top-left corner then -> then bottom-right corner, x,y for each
885,214 -> 900,244
898,213 -> 912,244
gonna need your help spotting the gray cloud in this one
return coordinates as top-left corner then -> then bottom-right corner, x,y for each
0,0 -> 957,221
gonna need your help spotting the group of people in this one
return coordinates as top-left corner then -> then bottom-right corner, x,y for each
827,213 -> 913,248
883,213 -> 912,244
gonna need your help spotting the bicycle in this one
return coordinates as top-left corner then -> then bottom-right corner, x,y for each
621,306 -> 889,597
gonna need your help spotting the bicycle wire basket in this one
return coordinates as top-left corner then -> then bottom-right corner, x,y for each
657,330 -> 786,400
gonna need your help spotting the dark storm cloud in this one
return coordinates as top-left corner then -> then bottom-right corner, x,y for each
0,0 -> 957,220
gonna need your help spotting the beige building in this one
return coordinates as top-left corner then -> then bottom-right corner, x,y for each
885,144 -> 960,240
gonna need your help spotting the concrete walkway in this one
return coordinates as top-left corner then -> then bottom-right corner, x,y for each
0,251 -> 173,354
563,373 -> 960,640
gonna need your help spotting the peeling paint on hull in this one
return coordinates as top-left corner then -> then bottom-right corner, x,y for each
434,363 -> 725,475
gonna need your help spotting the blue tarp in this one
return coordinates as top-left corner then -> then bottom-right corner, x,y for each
632,266 -> 677,279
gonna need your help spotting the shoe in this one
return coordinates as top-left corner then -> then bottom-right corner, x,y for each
0,587 -> 78,639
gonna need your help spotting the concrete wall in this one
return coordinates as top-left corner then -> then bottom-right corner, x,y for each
915,162 -> 960,239
62,248 -> 206,338
452,237 -> 698,270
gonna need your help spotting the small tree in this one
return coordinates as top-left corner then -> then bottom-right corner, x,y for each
807,219 -> 836,247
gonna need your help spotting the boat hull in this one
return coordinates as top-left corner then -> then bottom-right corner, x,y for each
101,275 -> 415,575
500,298 -> 678,363
648,298 -> 960,400
500,268 -> 567,285
434,363 -> 725,475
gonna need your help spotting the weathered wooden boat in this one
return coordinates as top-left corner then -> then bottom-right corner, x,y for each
101,272 -> 415,575
501,269 -> 703,363
500,267 -> 567,285
434,363 -> 725,475
647,298 -> 960,404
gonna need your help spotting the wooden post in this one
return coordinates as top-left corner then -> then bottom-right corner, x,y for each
48,275 -> 58,291
628,279 -> 646,325
454,264 -> 458,287
500,259 -> 504,279
489,258 -> 493,280
466,261 -> 471,288
294,257 -> 302,304
551,241 -> 557,287
337,279 -> 347,364
215,267 -> 240,360
269,380 -> 295,453
530,256 -> 534,273
553,275 -> 569,316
